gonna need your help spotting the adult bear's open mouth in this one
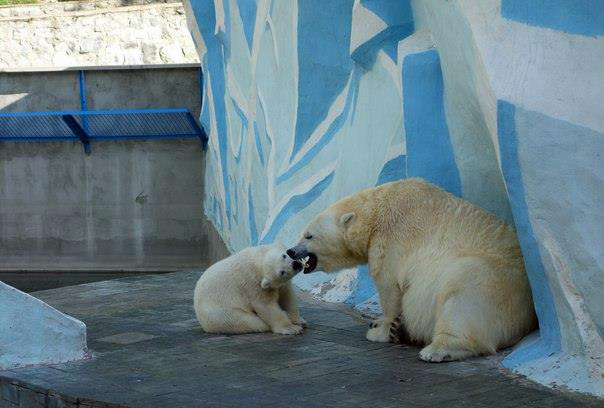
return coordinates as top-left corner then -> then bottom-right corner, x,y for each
303,253 -> 317,274
286,246 -> 317,273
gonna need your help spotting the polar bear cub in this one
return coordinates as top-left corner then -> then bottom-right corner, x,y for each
194,244 -> 306,335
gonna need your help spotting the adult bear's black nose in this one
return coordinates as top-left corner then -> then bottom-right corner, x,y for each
292,261 -> 302,271
287,246 -> 308,259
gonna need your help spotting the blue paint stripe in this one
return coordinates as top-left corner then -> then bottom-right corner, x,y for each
260,171 -> 335,245
352,0 -> 413,66
248,189 -> 258,246
351,22 -> 414,68
231,176 -> 239,222
376,155 -> 406,186
382,41 -> 398,63
190,0 -> 232,223
360,0 -> 413,27
344,265 -> 376,305
277,70 -> 360,185
293,0 -> 354,158
502,0 -> 604,37
231,99 -> 248,163
497,100 -> 561,367
403,49 -> 462,197
253,122 -> 265,166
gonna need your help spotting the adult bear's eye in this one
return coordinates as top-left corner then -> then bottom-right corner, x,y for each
280,270 -> 286,276
282,254 -> 286,259
305,234 -> 313,240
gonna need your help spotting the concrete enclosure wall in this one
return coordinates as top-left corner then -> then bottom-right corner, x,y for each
184,0 -> 604,397
0,65 -> 202,113
0,66 -> 225,272
0,140 -> 206,271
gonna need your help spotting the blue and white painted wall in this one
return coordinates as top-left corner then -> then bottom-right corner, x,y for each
184,0 -> 604,396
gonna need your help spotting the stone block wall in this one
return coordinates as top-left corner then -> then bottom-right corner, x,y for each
0,0 -> 199,68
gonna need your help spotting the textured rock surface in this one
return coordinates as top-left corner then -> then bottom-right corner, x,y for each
186,0 -> 604,396
0,0 -> 199,68
0,281 -> 87,369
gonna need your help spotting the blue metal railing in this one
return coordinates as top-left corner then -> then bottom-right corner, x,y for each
0,109 -> 208,154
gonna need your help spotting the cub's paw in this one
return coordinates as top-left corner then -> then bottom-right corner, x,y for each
292,317 -> 307,328
366,325 -> 390,343
273,324 -> 304,335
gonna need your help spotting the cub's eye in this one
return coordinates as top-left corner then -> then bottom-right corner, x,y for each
280,271 -> 286,276
282,254 -> 286,259
305,234 -> 313,240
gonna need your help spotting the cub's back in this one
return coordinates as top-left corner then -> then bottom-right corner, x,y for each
194,248 -> 258,307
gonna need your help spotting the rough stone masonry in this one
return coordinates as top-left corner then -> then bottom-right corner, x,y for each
0,0 -> 199,68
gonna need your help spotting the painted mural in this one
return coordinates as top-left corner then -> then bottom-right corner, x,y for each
184,0 -> 604,397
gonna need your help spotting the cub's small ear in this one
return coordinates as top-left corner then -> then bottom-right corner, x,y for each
339,212 -> 355,226
261,277 -> 271,289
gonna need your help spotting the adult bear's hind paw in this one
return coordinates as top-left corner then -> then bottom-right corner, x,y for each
389,316 -> 418,345
389,316 -> 402,343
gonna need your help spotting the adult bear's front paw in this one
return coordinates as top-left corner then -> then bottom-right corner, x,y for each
273,324 -> 304,335
366,321 -> 391,342
368,315 -> 386,329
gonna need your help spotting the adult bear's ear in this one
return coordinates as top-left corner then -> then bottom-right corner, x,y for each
261,277 -> 271,289
339,212 -> 355,226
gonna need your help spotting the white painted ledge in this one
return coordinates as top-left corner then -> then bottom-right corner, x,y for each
0,281 -> 88,370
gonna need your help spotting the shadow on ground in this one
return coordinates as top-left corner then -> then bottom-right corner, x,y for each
1,271 -> 601,407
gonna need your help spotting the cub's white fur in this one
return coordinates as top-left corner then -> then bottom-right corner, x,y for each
292,179 -> 537,362
193,244 -> 306,335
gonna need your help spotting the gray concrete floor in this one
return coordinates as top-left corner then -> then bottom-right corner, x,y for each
1,271 -> 602,408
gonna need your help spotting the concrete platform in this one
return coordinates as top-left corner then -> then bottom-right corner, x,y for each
1,272 -> 601,408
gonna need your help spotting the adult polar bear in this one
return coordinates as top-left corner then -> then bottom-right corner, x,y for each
287,179 -> 537,362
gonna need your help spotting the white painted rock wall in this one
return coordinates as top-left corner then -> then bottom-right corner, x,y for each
0,282 -> 87,369
184,0 -> 604,396
411,1 -> 604,396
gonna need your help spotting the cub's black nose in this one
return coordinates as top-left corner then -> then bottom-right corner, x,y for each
286,249 -> 296,258
292,260 -> 302,271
